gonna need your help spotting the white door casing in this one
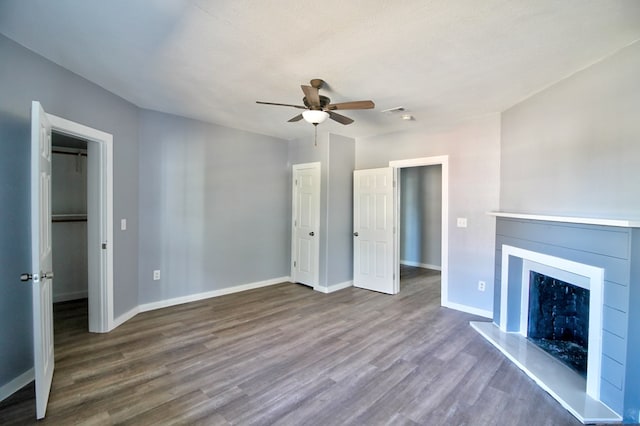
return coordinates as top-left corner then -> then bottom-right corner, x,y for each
291,162 -> 320,287
389,156 -> 449,307
30,101 -> 55,419
353,167 -> 396,294
46,111 -> 114,333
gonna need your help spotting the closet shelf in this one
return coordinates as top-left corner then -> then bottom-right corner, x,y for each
52,214 -> 87,223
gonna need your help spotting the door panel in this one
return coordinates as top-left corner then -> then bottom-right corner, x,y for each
292,163 -> 320,287
31,101 -> 55,419
353,167 -> 396,294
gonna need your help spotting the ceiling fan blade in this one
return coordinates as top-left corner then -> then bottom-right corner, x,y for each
327,100 -> 375,110
301,85 -> 320,107
256,101 -> 306,109
288,114 -> 303,122
328,111 -> 354,125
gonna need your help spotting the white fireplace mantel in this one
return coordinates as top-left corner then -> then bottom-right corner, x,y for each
488,211 -> 640,228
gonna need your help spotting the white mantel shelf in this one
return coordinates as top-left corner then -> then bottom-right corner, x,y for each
488,211 -> 640,228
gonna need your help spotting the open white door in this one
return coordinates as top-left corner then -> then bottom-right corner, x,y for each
291,162 -> 320,287
353,167 -> 396,294
29,101 -> 55,419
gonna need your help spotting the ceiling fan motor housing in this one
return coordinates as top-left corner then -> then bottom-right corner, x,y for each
303,95 -> 331,110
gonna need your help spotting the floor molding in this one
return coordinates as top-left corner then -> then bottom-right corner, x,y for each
139,276 -> 291,313
443,300 -> 492,319
112,305 -> 140,330
0,368 -> 34,403
314,280 -> 353,294
400,260 -> 441,271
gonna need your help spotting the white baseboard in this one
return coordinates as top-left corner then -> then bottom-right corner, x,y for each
314,280 -> 353,294
0,368 -> 34,403
443,300 -> 493,319
53,290 -> 88,303
400,260 -> 441,271
111,305 -> 140,330
139,276 -> 290,313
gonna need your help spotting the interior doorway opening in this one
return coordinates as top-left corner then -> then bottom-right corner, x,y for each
51,133 -> 89,311
390,156 -> 449,306
46,111 -> 114,333
398,165 -> 442,293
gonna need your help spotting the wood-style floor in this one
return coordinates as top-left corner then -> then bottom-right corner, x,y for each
0,266 -> 582,425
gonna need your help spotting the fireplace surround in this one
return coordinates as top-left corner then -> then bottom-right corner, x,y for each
472,212 -> 640,424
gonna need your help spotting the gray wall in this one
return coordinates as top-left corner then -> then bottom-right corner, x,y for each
400,166 -> 442,269
137,110 -> 290,304
288,132 -> 355,289
0,35 -> 139,389
500,42 -> 640,218
326,134 -> 355,287
356,116 -> 501,313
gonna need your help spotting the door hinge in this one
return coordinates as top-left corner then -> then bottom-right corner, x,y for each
102,242 -> 107,249
294,219 -> 297,227
294,261 -> 297,267
295,179 -> 298,186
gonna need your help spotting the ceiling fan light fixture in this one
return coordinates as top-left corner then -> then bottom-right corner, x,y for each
302,110 -> 329,124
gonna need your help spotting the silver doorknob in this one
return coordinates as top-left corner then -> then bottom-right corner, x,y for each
42,272 -> 54,280
20,273 -> 32,282
309,232 -> 315,236
353,232 -> 359,237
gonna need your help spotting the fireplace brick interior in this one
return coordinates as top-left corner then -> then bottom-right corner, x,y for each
527,271 -> 589,377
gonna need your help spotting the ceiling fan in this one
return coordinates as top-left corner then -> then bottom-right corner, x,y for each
256,79 -> 375,126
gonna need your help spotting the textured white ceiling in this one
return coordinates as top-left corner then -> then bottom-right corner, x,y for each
1,0 -> 639,140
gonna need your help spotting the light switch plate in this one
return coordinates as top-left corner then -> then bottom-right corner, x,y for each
120,218 -> 127,231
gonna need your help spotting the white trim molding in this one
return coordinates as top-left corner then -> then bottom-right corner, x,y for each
46,111 -> 114,333
139,276 -> 290,313
400,260 -> 442,271
489,211 -> 640,228
443,301 -> 492,319
389,156 -> 449,310
112,305 -> 140,329
0,368 -> 34,403
314,280 -> 353,294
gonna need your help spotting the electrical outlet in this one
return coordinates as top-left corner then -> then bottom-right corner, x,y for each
457,218 -> 467,228
153,270 -> 161,281
478,280 -> 486,292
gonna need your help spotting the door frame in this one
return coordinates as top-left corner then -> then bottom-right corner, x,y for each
291,162 -> 321,288
389,156 -> 448,305
46,112 -> 114,333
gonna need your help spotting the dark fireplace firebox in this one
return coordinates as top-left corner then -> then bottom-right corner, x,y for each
527,271 -> 590,377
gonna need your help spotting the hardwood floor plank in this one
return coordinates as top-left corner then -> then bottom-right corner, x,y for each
0,267 -> 585,425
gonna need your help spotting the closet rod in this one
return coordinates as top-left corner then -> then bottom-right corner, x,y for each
52,149 -> 87,157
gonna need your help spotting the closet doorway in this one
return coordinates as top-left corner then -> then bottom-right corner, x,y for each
52,133 -> 89,309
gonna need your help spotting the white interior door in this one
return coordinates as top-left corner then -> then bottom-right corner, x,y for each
30,101 -> 55,419
291,162 -> 320,287
353,167 -> 396,294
